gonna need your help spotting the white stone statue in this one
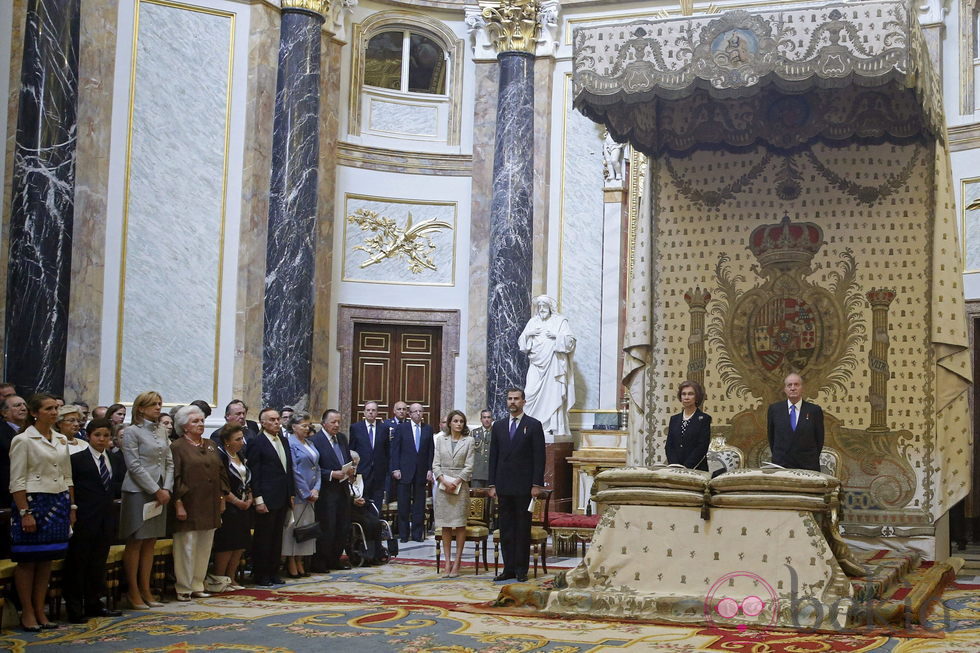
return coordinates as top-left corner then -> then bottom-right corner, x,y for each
603,131 -> 625,185
518,295 -> 576,436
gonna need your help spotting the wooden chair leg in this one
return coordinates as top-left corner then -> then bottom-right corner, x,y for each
493,540 -> 499,573
541,541 -> 548,574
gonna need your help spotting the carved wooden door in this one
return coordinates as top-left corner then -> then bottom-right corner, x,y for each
351,323 -> 442,427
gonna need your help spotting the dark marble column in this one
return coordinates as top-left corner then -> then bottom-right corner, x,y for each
4,0 -> 80,396
485,52 -> 535,417
262,5 -> 325,409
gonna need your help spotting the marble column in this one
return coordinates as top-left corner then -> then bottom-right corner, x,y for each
262,1 -> 326,409
4,0 -> 80,396
480,0 -> 541,417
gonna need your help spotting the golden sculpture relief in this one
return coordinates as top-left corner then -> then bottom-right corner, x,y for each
347,208 -> 452,274
480,0 -> 541,54
281,0 -> 331,17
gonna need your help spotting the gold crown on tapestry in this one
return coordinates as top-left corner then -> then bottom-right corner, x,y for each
748,214 -> 824,268
865,288 -> 897,307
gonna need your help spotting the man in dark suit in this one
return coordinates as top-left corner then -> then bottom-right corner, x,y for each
349,400 -> 389,510
211,399 -> 260,444
311,409 -> 354,571
390,403 -> 434,542
63,418 -> 124,622
488,388 -> 545,583
767,373 -> 824,472
0,395 -> 27,513
246,408 -> 295,586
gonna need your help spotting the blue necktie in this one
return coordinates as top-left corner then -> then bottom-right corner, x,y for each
331,436 -> 344,464
790,405 -> 798,431
509,418 -> 518,440
414,424 -> 420,451
99,454 -> 111,490
369,423 -> 374,449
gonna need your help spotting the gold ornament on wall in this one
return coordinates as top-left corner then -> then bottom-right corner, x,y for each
480,0 -> 541,54
347,208 -> 452,274
280,0 -> 331,17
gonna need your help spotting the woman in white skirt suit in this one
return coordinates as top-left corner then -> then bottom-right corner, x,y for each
432,410 -> 474,578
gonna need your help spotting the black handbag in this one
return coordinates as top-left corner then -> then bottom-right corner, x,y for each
292,503 -> 322,543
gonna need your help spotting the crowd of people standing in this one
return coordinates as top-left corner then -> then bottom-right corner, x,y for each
0,382 -> 549,631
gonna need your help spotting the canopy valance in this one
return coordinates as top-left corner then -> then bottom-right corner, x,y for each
572,1 -> 942,155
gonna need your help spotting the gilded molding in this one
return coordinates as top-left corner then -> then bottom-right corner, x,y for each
337,142 -> 473,176
281,0 -> 331,17
479,0 -> 541,54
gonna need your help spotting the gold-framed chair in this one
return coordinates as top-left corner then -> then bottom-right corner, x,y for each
435,488 -> 493,575
706,437 -> 744,475
493,488 -> 552,578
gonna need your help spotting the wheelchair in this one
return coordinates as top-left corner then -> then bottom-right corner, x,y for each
348,515 -> 394,568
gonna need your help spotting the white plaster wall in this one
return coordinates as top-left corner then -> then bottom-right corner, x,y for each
100,0 -> 250,408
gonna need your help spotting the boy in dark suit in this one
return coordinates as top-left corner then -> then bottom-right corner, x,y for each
488,388 -> 545,583
64,418 -> 124,623
390,403 -> 434,542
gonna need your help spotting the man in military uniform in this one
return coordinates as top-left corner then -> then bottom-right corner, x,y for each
469,409 -> 493,488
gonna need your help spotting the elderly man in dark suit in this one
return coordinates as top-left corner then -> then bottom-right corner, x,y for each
349,400 -> 389,510
489,388 -> 545,583
390,403 -> 434,543
246,408 -> 295,586
767,373 -> 825,472
63,418 -> 124,623
311,409 -> 355,571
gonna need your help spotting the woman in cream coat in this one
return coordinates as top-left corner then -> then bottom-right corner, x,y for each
432,410 -> 474,578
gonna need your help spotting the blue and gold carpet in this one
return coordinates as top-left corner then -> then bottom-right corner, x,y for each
4,556 -> 980,652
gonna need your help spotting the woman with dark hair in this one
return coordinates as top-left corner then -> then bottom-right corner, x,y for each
119,391 -> 172,609
9,393 -> 75,631
212,423 -> 252,590
431,410 -> 474,578
107,403 -> 127,426
665,380 -> 711,471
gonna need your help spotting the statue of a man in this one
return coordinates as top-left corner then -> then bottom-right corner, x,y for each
518,295 -> 576,436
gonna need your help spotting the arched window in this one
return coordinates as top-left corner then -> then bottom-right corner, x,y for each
350,13 -> 463,146
365,30 -> 447,95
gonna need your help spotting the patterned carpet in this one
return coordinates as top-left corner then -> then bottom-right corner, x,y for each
4,547 -> 980,652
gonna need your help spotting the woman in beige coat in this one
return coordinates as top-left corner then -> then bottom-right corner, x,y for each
432,410 -> 474,578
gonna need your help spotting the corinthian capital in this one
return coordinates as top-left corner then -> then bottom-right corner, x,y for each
479,0 -> 541,55
281,0 -> 332,18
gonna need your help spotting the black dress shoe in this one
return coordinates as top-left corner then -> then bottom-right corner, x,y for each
494,572 -> 516,582
68,614 -> 88,624
254,578 -> 273,587
335,562 -> 352,570
412,537 -> 425,543
515,574 -> 528,582
269,576 -> 285,585
399,538 -> 409,543
87,608 -> 123,618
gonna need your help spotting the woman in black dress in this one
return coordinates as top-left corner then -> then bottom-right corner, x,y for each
665,380 -> 711,471
212,423 -> 252,590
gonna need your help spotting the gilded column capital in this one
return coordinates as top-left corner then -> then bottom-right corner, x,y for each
281,0 -> 331,18
479,0 -> 541,55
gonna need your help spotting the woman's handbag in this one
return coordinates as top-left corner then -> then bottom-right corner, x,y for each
293,502 -> 322,543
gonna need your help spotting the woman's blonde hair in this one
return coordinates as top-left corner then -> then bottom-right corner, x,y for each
131,391 -> 163,425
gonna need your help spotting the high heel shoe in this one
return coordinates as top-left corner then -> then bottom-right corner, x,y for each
286,572 -> 302,579
19,621 -> 41,633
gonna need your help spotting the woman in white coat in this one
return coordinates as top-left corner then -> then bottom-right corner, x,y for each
432,410 -> 474,578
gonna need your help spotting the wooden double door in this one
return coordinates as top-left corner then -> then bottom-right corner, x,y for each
350,323 -> 442,427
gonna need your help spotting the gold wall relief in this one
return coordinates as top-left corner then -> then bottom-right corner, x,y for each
347,208 -> 452,274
